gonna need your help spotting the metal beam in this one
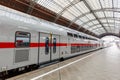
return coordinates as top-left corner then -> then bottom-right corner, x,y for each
112,0 -> 115,33
69,8 -> 120,27
27,0 -> 38,14
91,26 -> 111,31
91,26 -> 118,33
88,22 -> 120,29
80,0 -> 107,32
98,33 -> 120,38
76,8 -> 120,20
54,0 -> 82,22
67,0 -> 95,28
93,30 -> 104,34
91,27 -> 105,30
98,0 -> 112,32
81,17 -> 120,26
91,26 -> 116,30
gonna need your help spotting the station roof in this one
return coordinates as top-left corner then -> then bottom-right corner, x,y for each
36,0 -> 120,36
0,0 -> 120,38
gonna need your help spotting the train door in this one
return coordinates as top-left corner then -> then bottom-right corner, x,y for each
39,33 -> 51,63
51,34 -> 60,60
39,33 -> 60,63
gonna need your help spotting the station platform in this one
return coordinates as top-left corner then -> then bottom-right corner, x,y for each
7,44 -> 120,80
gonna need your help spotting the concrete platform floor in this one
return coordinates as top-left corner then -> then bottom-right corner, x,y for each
7,44 -> 120,80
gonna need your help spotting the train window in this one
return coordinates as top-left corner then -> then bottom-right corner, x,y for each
71,46 -> 75,53
15,31 -> 30,48
53,38 -> 56,53
82,36 -> 85,39
90,38 -> 92,40
67,32 -> 73,37
79,35 -> 81,38
45,37 -> 49,55
77,46 -> 80,52
81,36 -> 83,39
74,34 -> 78,38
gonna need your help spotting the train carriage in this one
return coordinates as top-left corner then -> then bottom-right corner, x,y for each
0,5 -> 103,77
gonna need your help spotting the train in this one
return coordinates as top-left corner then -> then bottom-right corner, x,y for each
0,5 -> 103,77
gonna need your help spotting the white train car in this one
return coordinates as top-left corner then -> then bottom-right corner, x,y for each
0,5 -> 103,77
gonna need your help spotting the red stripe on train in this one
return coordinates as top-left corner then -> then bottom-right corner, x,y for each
0,42 -> 15,48
30,43 -> 68,47
0,42 -> 98,48
30,43 -> 45,47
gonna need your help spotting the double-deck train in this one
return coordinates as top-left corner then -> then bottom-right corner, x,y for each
0,5 -> 103,77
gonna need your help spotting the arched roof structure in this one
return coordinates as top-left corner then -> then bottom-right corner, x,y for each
36,0 -> 120,36
0,0 -> 120,38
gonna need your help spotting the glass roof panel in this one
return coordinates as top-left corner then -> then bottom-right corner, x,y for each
94,30 -> 105,34
37,0 -> 63,13
62,11 -> 75,20
97,28 -> 106,31
114,0 -> 120,8
100,0 -> 112,8
85,14 -> 96,20
53,0 -> 72,8
115,23 -> 120,26
89,25 -> 102,30
115,22 -> 120,27
96,25 -> 102,28
105,27 -> 111,30
115,21 -> 120,23
103,24 -> 109,26
105,28 -> 112,32
79,25 -> 89,30
115,25 -> 120,29
108,19 -> 114,23
114,29 -> 119,34
87,22 -> 94,26
95,12 -> 105,18
75,20 -> 84,25
104,11 -> 113,17
35,0 -> 120,35
86,0 -> 101,10
108,24 -> 114,26
68,6 -> 82,17
100,19 -> 107,23
83,25 -> 89,29
115,12 -> 120,18
93,31 -> 101,34
110,27 -> 115,29
99,29 -> 105,31
94,32 -> 101,35
92,30 -> 103,34
89,27 -> 100,31
75,1 -> 90,13
92,20 -> 99,24
92,29 -> 106,34
80,16 -> 89,22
